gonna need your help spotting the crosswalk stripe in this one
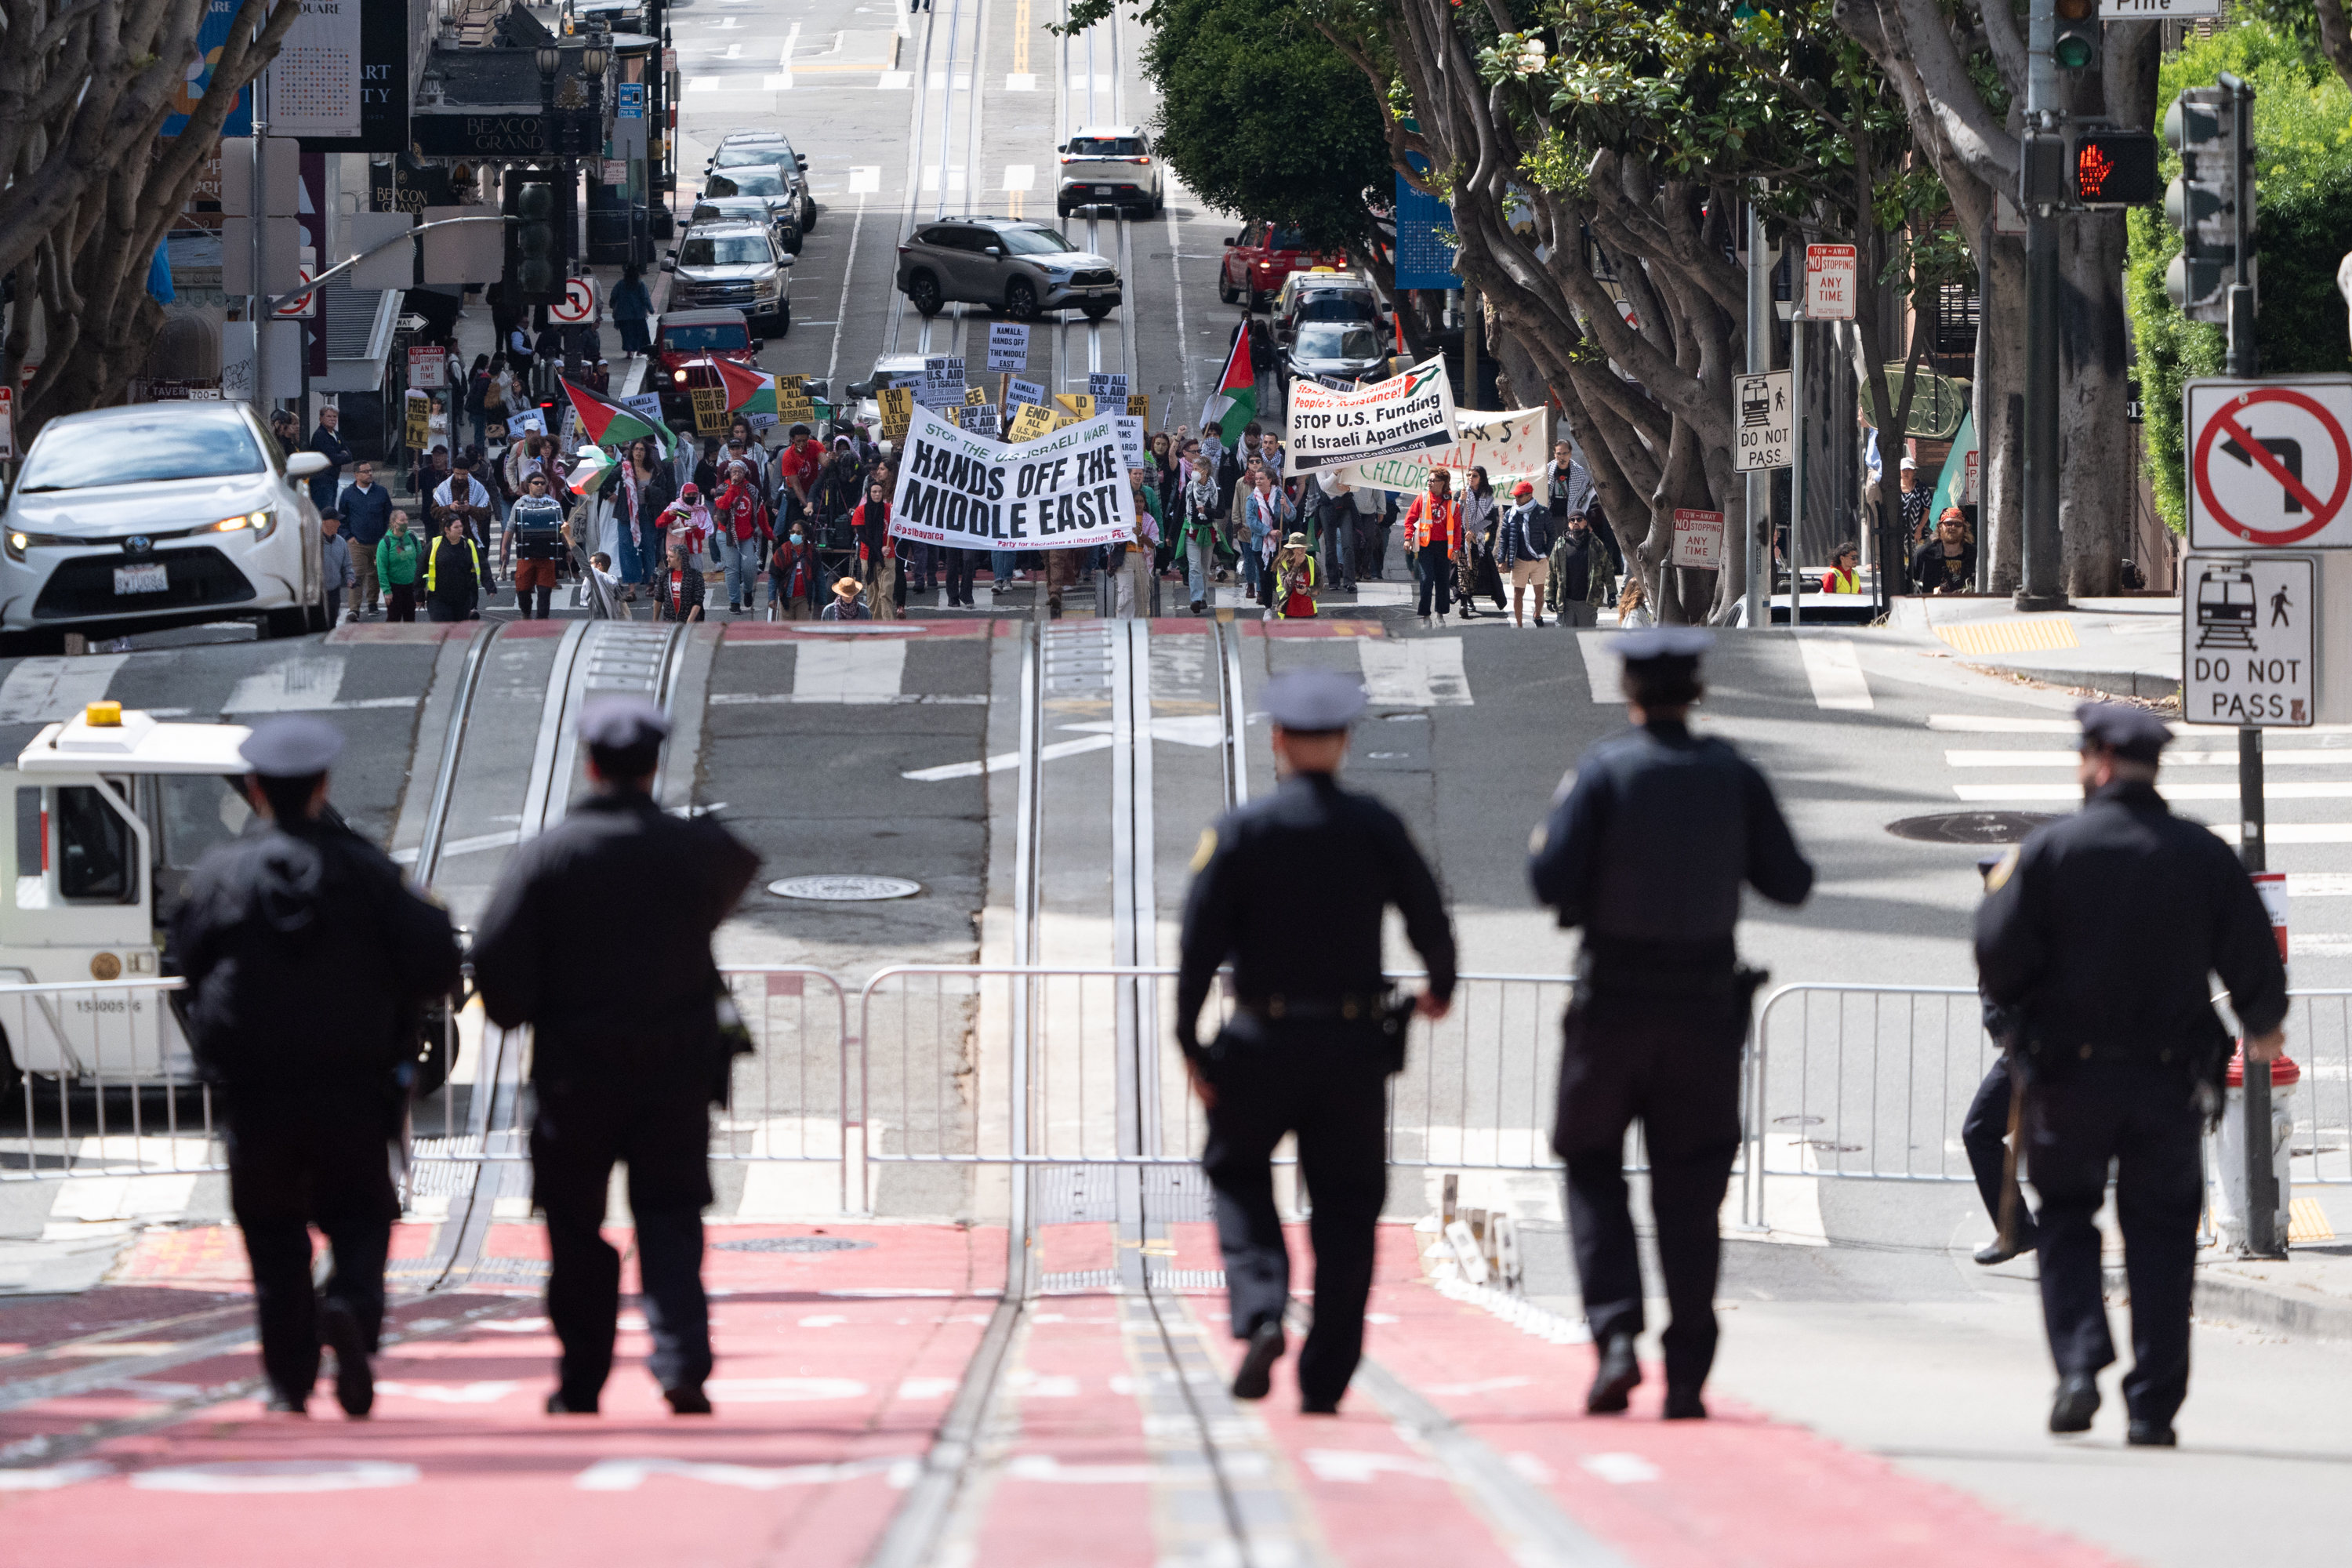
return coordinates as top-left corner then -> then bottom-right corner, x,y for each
1929,713 -> 2352,735
1944,748 -> 2352,768
1955,781 -> 2352,802
1359,637 -> 1472,706
0,655 -> 130,724
1573,632 -> 1619,705
793,638 -> 907,702
1797,638 -> 1872,710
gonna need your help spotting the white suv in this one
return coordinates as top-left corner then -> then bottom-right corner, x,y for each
1056,125 -> 1163,220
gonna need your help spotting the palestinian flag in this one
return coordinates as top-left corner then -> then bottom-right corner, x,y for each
1200,324 -> 1255,437
565,443 -> 616,496
712,358 -> 779,416
561,379 -> 673,459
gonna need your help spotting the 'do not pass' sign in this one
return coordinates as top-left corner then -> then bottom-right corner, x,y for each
2183,553 -> 2314,727
2187,376 -> 2352,550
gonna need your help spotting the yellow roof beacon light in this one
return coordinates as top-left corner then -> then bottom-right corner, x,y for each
85,702 -> 124,728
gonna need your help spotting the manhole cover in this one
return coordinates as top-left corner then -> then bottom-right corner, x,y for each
1884,811 -> 2062,845
769,875 -> 921,902
713,1236 -> 874,1254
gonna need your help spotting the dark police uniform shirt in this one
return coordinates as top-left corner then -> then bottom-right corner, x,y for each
1528,718 -> 1813,964
1175,771 -> 1457,1058
471,793 -> 759,1084
172,818 -> 459,1091
1975,777 -> 2285,1066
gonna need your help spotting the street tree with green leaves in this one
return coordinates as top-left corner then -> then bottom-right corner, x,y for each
1835,1 -> 2160,597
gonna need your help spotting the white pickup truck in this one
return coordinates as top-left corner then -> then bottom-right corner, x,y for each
0,702 -> 255,1088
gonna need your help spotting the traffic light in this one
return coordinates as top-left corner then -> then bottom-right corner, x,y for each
2163,82 -> 2252,324
2069,128 -> 2161,208
506,173 -> 561,303
2054,0 -> 2100,72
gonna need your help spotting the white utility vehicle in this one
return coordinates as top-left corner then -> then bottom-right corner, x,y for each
0,702 -> 254,1087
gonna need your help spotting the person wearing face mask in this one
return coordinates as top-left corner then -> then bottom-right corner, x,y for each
769,520 -> 823,620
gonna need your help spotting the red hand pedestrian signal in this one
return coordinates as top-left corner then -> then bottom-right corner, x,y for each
2077,142 -> 2114,201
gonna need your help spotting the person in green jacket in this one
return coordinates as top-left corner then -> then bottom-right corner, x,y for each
376,511 -> 423,622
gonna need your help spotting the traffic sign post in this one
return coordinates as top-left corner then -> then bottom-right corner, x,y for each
550,275 -> 598,325
2183,553 -> 2314,727
2185,376 -> 2352,550
1732,370 -> 1791,474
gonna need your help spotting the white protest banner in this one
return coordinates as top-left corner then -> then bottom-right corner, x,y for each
891,401 -> 1136,552
1087,371 -> 1130,403
1285,355 -> 1459,475
1112,415 -> 1147,471
1006,376 -> 1046,412
988,322 -> 1030,371
1328,406 -> 1550,494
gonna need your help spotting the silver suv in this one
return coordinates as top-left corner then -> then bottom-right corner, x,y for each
894,217 -> 1120,323
664,220 -> 792,330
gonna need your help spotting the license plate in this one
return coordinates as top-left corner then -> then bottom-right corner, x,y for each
113,563 -> 169,596
1094,185 -> 1114,194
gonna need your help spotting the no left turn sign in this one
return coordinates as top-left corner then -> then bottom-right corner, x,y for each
2187,375 -> 2352,549
550,276 -> 599,325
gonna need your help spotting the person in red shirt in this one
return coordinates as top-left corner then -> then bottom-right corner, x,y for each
773,423 -> 825,534
849,477 -> 900,622
1400,470 -> 1462,626
1820,540 -> 1862,596
712,463 -> 769,615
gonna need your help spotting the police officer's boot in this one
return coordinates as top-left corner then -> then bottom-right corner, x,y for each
1586,1332 -> 1641,1414
318,1299 -> 374,1419
2049,1373 -> 2100,1434
1230,1322 -> 1285,1402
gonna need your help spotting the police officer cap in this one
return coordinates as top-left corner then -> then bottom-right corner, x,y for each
577,696 -> 671,753
1616,626 -> 1713,666
2075,701 -> 2171,764
238,714 -> 344,778
1261,669 -> 1367,733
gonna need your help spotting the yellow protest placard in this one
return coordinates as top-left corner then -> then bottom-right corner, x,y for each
404,393 -> 430,451
776,388 -> 815,428
878,386 -> 915,441
691,387 -> 731,435
1127,394 -> 1151,426
1006,402 -> 1055,442
1054,393 -> 1094,421
964,385 -> 989,406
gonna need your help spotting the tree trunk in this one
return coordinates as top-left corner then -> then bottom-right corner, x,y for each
1976,207 -> 2029,594
2059,209 -> 2132,597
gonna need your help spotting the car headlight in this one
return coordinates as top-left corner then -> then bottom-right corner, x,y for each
673,369 -> 689,383
210,509 -> 274,539
3,529 -> 68,561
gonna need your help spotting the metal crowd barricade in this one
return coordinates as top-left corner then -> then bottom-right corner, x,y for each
849,965 -> 1581,1212
2261,989 -> 2352,1187
404,965 -> 854,1205
1745,984 -> 1995,1225
0,978 -> 224,1182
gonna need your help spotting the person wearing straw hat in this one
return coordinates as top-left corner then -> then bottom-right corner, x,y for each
1271,532 -> 1317,619
822,575 -> 871,621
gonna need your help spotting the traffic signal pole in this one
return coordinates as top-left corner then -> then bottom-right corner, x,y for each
2216,68 -> 2282,1258
2019,0 -> 2067,612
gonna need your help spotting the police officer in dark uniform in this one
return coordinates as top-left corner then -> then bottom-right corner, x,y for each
172,715 -> 460,1417
1976,702 -> 2285,1445
471,698 -> 760,1416
1177,669 -> 1457,1414
1527,628 -> 1813,1420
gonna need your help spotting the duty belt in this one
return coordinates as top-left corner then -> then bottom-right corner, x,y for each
1241,993 -> 1386,1023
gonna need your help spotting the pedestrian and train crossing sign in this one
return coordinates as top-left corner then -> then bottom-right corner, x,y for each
1733,370 -> 1791,474
2185,553 -> 2314,726
2187,376 -> 2352,549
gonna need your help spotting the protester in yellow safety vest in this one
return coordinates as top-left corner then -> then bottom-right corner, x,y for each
1273,533 -> 1318,619
426,515 -> 485,623
1820,541 -> 1862,596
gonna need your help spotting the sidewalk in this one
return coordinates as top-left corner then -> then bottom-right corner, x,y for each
1887,595 -> 2183,702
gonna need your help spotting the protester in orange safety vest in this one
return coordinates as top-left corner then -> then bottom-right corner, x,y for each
1401,470 -> 1461,627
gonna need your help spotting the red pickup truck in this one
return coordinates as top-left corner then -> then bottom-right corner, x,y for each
1219,220 -> 1345,313
653,308 -> 764,423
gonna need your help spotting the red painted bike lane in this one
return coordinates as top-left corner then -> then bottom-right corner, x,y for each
0,1222 -> 1003,1568
1192,1223 -> 2128,1568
